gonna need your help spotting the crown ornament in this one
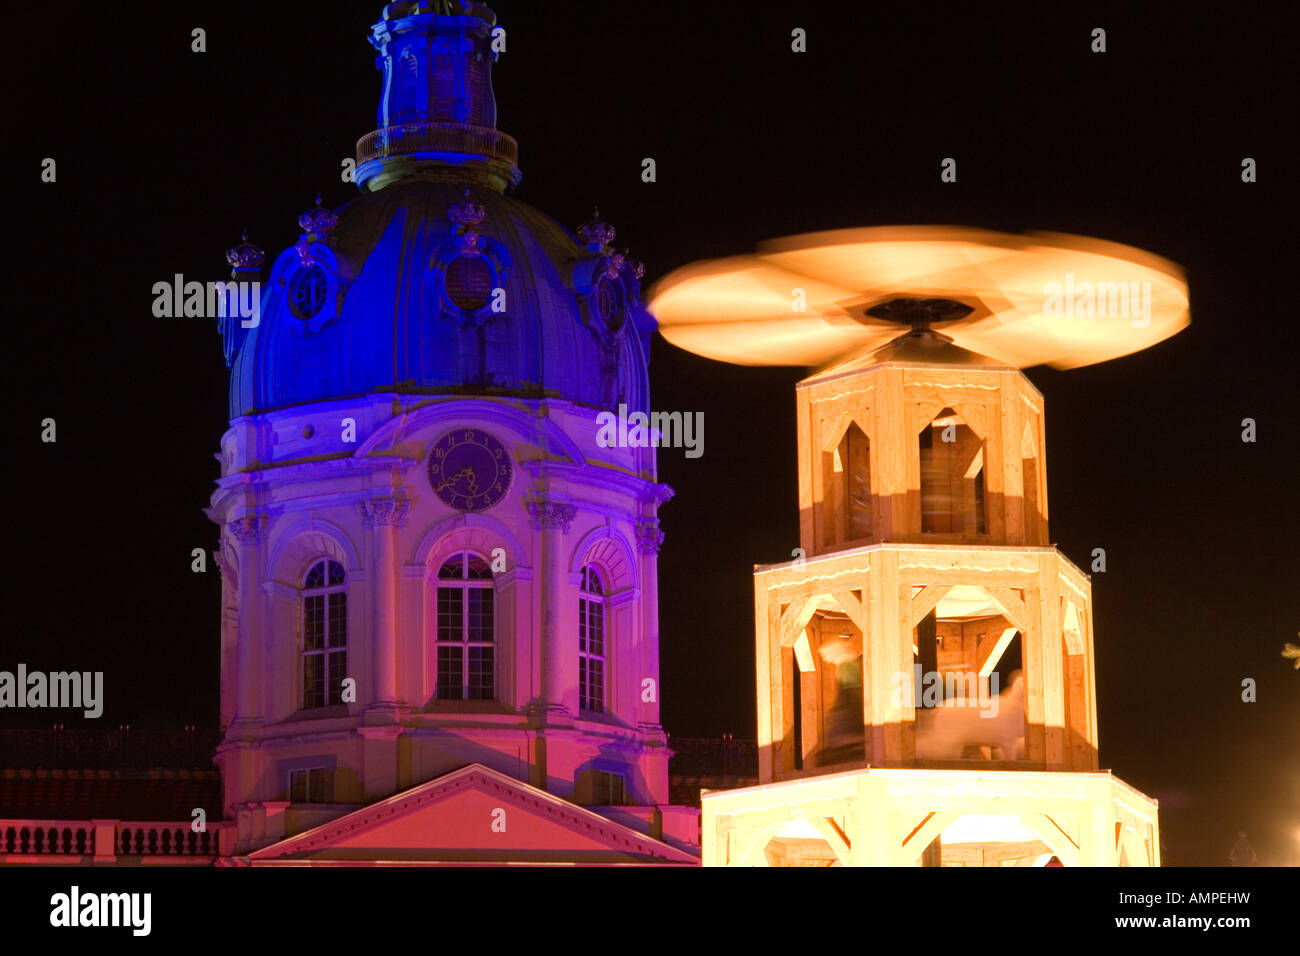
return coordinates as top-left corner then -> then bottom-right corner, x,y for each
225,231 -> 264,271
448,188 -> 487,228
602,252 -> 626,280
298,193 -> 339,239
448,188 -> 488,252
578,207 -> 616,252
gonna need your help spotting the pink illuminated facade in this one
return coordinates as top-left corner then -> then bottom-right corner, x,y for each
0,1 -> 698,867
204,0 -> 698,865
208,395 -> 697,863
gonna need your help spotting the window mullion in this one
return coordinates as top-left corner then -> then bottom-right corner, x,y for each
461,579 -> 470,696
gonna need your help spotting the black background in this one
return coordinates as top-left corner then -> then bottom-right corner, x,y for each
2,1 -> 1296,867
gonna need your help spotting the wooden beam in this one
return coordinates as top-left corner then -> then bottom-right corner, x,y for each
797,387 -> 815,553
1062,598 -> 1085,655
977,626 -> 1019,677
901,810 -> 958,864
915,401 -> 948,434
779,596 -> 820,648
1039,563 -> 1066,768
1123,830 -> 1153,868
985,586 -> 1028,631
831,590 -> 866,634
807,816 -> 852,866
910,583 -> 951,627
756,585 -> 774,782
953,401 -> 988,441
1018,813 -> 1080,867
733,822 -> 781,866
820,411 -> 854,453
793,629 -> 815,673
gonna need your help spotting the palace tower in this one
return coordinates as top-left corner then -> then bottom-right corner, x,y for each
207,1 -> 696,864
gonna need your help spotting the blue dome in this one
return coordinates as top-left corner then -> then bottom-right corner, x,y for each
225,181 -> 653,418
220,4 -> 654,419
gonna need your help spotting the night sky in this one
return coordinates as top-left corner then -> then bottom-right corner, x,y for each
3,2 -> 1296,866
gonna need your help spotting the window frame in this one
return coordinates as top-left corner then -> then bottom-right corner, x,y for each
288,766 -> 330,803
301,558 -> 347,711
434,551 -> 497,702
578,565 -> 607,713
591,769 -> 626,806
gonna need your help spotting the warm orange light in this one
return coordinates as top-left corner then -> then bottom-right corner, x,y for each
648,226 -> 1189,371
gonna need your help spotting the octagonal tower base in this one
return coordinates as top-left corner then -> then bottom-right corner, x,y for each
698,347 -> 1162,867
702,766 -> 1159,866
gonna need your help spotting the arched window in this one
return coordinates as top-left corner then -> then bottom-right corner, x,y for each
395,47 -> 419,122
919,408 -> 986,535
825,421 -> 871,544
302,559 -> 347,709
436,552 -> 495,700
579,566 -> 606,713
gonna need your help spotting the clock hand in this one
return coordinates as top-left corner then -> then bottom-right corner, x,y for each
435,466 -> 476,493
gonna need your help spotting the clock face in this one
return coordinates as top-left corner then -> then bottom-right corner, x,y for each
289,264 -> 328,320
427,428 -> 512,512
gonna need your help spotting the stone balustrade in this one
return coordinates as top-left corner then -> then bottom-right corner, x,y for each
0,818 -> 234,864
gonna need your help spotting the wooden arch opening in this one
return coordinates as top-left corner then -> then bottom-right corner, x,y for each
919,407 -> 986,535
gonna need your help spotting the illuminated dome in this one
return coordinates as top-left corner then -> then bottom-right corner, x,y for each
220,1 -> 652,417
226,185 -> 650,417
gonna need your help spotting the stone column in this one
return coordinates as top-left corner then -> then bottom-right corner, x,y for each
635,518 -> 665,730
213,549 -> 239,733
635,518 -> 670,804
361,495 -> 409,713
529,500 -> 576,717
229,513 -> 266,724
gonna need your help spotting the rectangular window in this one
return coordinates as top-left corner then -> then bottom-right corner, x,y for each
432,52 -> 455,122
467,646 -> 494,700
302,561 -> 347,711
303,654 -> 325,710
578,592 -> 606,712
438,645 -> 464,700
304,594 -> 324,650
289,767 -> 330,803
396,53 -> 419,122
327,649 -> 347,706
585,658 -> 604,713
467,589 -> 494,643
327,593 -> 347,646
592,770 -> 625,806
588,604 -> 604,657
437,587 -> 463,643
468,58 -> 486,125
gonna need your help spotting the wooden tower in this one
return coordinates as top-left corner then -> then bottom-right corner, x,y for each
758,309 -> 1095,780
650,230 -> 1188,866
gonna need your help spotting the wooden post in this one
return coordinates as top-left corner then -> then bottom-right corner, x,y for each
1039,567 -> 1065,768
755,580 -> 774,782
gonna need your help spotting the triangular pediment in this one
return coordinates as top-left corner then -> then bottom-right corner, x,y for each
248,763 -> 698,865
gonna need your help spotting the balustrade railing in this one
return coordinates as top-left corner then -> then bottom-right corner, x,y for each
0,820 -> 93,856
115,821 -> 222,857
0,819 -> 231,862
356,122 -> 518,166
